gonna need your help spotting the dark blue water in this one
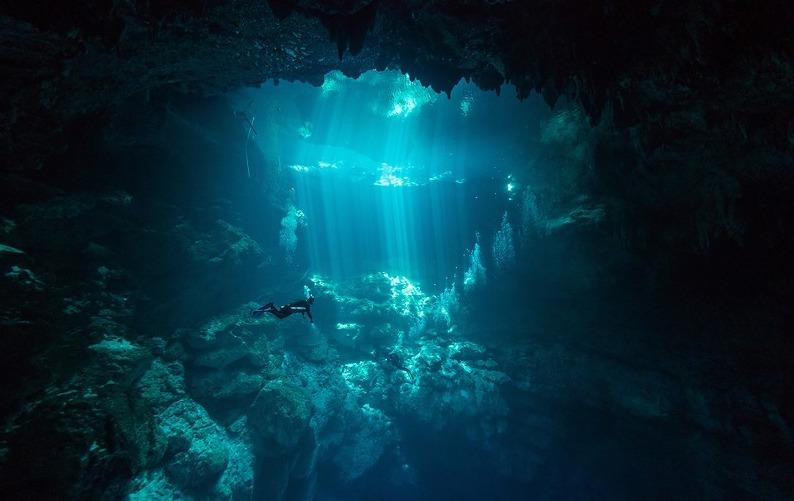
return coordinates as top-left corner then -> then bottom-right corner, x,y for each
33,70 -> 775,501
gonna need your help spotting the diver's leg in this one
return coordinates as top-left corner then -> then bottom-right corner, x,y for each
251,302 -> 275,317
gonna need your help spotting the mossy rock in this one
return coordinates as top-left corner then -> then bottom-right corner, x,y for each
247,380 -> 312,455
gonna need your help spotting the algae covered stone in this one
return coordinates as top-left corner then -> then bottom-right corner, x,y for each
157,399 -> 231,488
189,369 -> 264,403
247,380 -> 313,454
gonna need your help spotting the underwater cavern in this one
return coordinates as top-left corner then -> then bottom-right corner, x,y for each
1,0 -> 793,499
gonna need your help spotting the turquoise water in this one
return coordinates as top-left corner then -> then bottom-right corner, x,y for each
233,71 -> 552,285
188,72 -> 681,500
4,68 -> 767,501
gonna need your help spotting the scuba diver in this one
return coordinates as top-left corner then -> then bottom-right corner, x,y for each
252,295 -> 314,323
385,351 -> 413,380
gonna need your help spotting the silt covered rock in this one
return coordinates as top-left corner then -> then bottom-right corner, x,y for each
247,380 -> 313,455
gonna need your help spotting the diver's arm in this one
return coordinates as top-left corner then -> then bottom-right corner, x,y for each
307,309 -> 313,323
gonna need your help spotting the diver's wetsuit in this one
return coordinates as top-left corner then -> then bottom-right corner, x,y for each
386,352 -> 413,379
252,298 -> 314,323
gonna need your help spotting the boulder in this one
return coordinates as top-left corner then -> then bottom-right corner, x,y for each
395,340 -> 510,431
89,336 -> 153,386
247,380 -> 313,455
4,265 -> 44,291
137,359 -> 186,410
340,361 -> 383,397
182,312 -> 270,361
189,369 -> 264,403
191,344 -> 250,369
215,431 -> 255,500
157,399 -> 231,489
166,446 -> 228,488
332,404 -> 394,482
282,356 -> 348,433
128,471 -> 183,501
448,341 -> 486,361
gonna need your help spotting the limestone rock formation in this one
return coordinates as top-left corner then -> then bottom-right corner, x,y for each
248,380 -> 313,454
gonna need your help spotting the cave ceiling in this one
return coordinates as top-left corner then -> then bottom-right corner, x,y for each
1,0 -> 792,171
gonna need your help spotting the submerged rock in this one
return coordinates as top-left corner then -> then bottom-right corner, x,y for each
248,380 -> 313,455
182,307 -> 270,353
137,359 -> 186,410
128,470 -> 183,501
134,357 -> 255,498
89,335 -> 153,387
4,265 -> 44,291
447,340 -> 486,361
0,352 -> 163,499
216,431 -> 255,499
283,355 -> 348,433
191,342 -> 252,369
158,399 -> 230,488
189,369 -> 265,404
332,403 -> 394,482
166,444 -> 228,489
0,244 -> 23,257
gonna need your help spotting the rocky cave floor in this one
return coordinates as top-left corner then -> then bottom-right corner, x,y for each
1,191 -> 792,499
